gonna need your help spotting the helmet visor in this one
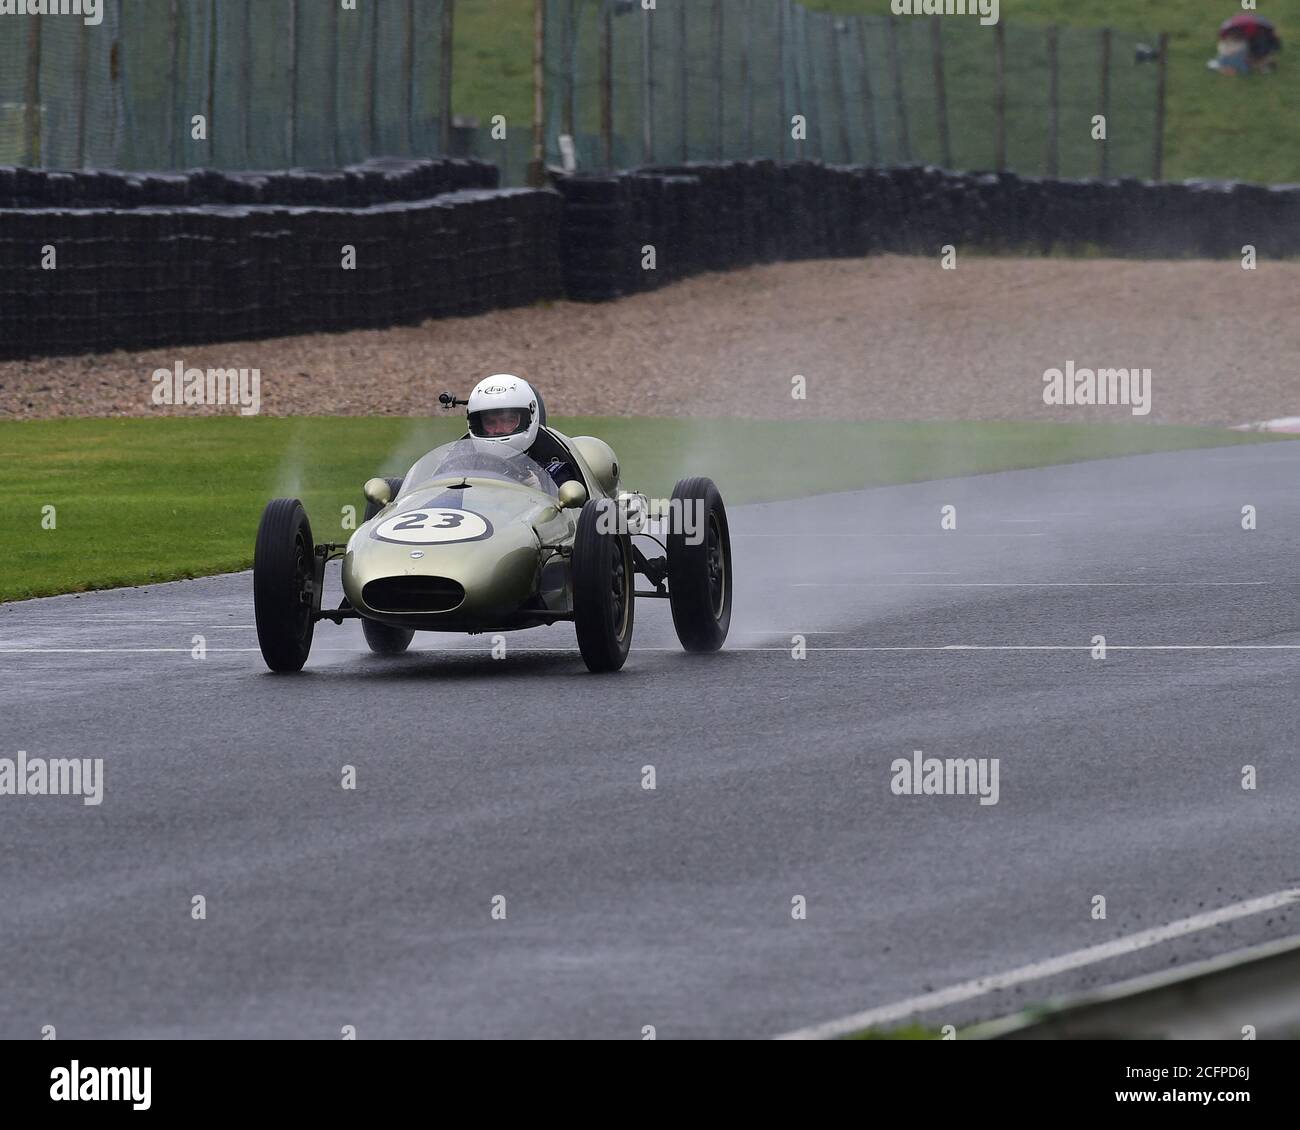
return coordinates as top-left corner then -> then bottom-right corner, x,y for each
469,407 -> 530,439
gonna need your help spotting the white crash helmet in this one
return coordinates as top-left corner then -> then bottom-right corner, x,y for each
466,375 -> 540,455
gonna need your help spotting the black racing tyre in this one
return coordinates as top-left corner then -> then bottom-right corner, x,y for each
667,477 -> 732,652
572,497 -> 634,672
362,617 -> 414,656
253,498 -> 316,673
360,478 -> 415,656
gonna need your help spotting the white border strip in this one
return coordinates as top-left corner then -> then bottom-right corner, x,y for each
1231,417 -> 1300,434
775,888 -> 1300,1040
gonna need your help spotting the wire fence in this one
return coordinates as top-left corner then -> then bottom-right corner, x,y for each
545,0 -> 1167,180
0,0 -> 456,172
0,1 -> 1166,185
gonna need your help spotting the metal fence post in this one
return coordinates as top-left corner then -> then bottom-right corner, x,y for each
931,15 -> 950,168
23,16 -> 41,166
1099,27 -> 1112,178
741,0 -> 754,156
208,0 -> 220,162
994,19 -> 1005,172
600,0 -> 613,169
886,14 -> 910,163
854,16 -> 880,166
712,0 -> 724,159
108,0 -> 122,165
800,7 -> 821,161
777,0 -> 786,160
240,0 -> 253,166
403,0 -> 415,154
1046,25 -> 1059,177
325,0 -> 338,165
76,19 -> 89,167
440,0 -> 456,154
168,0 -> 181,166
789,1 -> 804,158
642,2 -> 654,164
1153,31 -> 1169,181
829,17 -> 851,163
677,0 -> 688,161
561,0 -> 575,142
287,0 -> 299,164
530,0 -> 546,183
367,0 -> 379,155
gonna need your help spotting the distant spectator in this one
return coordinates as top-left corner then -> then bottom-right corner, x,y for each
1210,14 -> 1282,75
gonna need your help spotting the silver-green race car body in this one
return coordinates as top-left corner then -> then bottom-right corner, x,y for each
252,426 -> 732,674
342,432 -> 625,634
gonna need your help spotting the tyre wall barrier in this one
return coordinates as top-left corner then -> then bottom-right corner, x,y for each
555,161 -> 1300,301
2,160 -> 1296,360
0,158 -> 498,210
0,186 -> 561,360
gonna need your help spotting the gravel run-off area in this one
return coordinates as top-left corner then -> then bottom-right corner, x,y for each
2,255 -> 1297,426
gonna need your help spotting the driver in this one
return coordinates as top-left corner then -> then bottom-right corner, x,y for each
465,375 -> 579,488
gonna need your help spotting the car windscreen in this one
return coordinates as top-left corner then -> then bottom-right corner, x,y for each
402,439 -> 559,498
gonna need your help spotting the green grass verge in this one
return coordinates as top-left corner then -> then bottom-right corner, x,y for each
463,0 -> 1300,186
0,415 -> 1286,603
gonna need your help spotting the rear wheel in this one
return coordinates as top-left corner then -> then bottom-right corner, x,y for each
361,477 -> 413,656
667,477 -> 732,652
572,498 -> 634,672
253,499 -> 316,672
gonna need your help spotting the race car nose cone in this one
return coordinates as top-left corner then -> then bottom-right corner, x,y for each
344,516 -> 541,628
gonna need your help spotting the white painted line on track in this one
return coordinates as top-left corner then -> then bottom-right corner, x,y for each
0,648 -> 266,654
27,623 -> 261,630
776,888 -> 1300,1040
63,618 -> 253,623
734,533 -> 1047,538
792,581 -> 1274,588
732,630 -> 848,635
5,644 -> 1300,655
936,644 -> 1300,651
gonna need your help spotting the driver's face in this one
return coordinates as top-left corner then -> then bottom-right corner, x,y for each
482,409 -> 523,436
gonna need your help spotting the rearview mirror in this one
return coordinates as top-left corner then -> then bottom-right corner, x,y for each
558,481 -> 588,510
363,477 -> 392,506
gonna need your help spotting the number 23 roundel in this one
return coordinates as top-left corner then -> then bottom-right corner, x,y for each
372,508 -> 492,545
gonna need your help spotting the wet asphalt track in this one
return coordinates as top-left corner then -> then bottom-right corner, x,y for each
2,441 -> 1300,1039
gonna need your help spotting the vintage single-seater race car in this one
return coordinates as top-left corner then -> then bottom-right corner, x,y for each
252,391 -> 732,674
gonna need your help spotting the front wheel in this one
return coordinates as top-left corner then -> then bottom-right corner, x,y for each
253,498 -> 316,672
667,477 -> 732,652
572,498 -> 634,672
362,618 -> 414,656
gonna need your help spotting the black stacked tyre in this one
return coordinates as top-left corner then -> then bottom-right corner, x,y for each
667,477 -> 732,652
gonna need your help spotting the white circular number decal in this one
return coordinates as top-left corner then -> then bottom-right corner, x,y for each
373,508 -> 490,545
